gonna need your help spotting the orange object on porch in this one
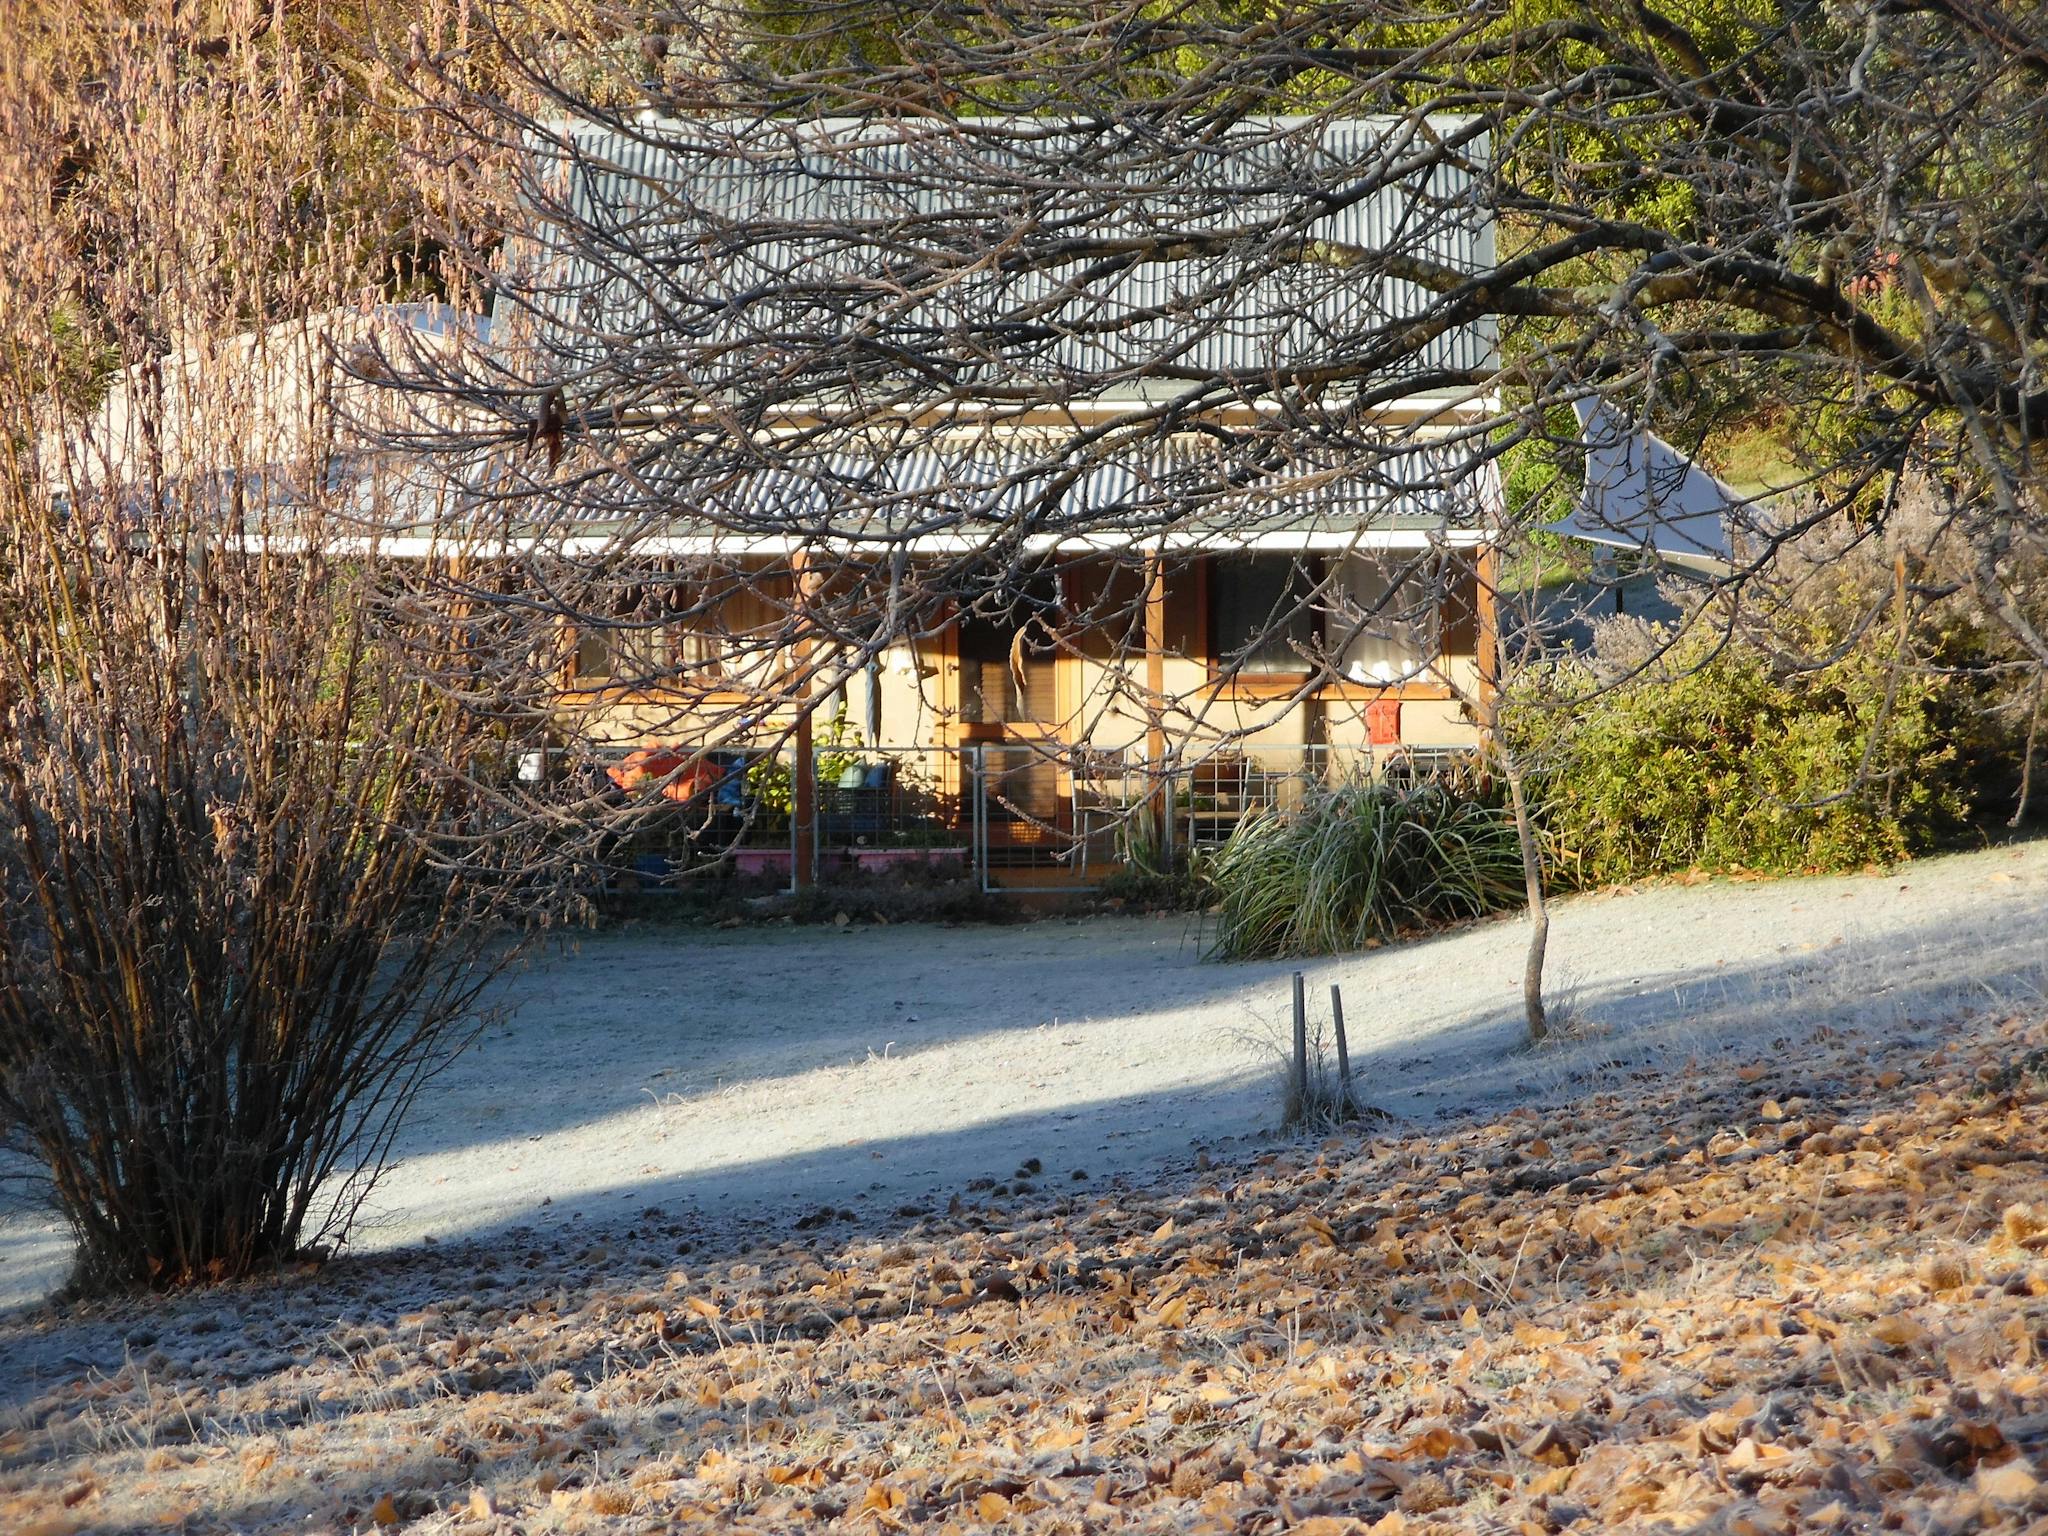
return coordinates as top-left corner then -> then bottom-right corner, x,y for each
608,746 -> 715,802
1366,698 -> 1402,745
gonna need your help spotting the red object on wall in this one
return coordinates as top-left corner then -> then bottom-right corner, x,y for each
1366,698 -> 1402,745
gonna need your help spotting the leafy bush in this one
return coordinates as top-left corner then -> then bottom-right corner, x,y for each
743,709 -> 863,824
1206,778 -> 1525,960
1514,625 -> 1969,886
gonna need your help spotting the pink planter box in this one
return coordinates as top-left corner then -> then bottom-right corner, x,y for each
847,847 -> 967,873
732,847 -> 794,877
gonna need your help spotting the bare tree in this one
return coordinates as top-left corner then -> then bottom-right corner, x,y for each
364,1 -> 2043,1031
0,4 -> 593,1290
381,30 -> 1512,787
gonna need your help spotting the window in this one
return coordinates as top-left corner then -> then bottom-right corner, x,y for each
1209,556 -> 1318,676
957,571 -> 1060,722
574,626 -> 613,681
573,616 -> 671,684
570,568 -> 790,687
1325,554 -> 1436,684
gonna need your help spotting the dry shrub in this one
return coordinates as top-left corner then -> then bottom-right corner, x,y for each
0,8 -> 588,1291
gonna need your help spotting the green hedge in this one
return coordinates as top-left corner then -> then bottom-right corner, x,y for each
1513,628 -> 1969,886
1203,597 -> 1986,962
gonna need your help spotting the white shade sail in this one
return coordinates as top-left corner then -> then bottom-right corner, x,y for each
1546,399 -> 1740,573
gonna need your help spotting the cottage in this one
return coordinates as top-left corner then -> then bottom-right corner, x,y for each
483,112 -> 1508,886
56,115 -> 1512,888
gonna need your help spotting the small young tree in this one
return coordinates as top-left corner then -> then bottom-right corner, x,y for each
0,3 -> 588,1291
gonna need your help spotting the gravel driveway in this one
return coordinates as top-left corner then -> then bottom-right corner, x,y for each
5,840 -> 2047,1309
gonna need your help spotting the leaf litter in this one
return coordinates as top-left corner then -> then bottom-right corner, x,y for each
4,1009 -> 2048,1534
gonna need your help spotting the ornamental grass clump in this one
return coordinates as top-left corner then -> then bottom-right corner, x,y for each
1207,778 -> 1524,960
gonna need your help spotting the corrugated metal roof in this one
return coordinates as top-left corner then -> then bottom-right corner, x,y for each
492,430 -> 1497,552
480,114 -> 1503,550
1544,398 -> 1736,572
505,113 -> 1496,401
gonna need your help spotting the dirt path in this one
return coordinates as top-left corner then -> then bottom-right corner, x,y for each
5,840 -> 2047,1309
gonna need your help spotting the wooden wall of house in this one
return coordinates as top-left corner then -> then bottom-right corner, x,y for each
550,549 -> 1490,759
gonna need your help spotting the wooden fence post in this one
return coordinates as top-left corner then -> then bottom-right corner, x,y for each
1329,983 -> 1353,1119
791,550 -> 819,889
1290,971 -> 1307,1118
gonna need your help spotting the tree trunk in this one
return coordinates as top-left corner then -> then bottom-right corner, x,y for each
1501,743 -> 1550,1044
2012,668 -> 2044,829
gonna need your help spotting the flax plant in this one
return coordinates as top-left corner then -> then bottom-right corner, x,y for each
1207,777 -> 1524,961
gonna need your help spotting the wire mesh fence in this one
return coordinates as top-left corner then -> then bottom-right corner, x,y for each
964,741 -> 1477,893
565,737 -> 1476,896
805,743 -> 973,885
566,743 -> 803,894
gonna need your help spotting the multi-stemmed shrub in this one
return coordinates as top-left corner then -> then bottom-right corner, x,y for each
0,21 -> 585,1292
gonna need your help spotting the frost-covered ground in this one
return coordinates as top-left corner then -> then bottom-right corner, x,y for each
6,955 -> 2048,1534
5,839 -> 2048,1316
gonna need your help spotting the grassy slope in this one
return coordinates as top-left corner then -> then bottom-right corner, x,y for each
5,1009 -> 2048,1535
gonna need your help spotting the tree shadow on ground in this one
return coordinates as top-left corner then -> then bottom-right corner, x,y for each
6,890 -> 2043,1391
6,967 -> 2035,1535
229,854 -> 2048,1180
4,847 -> 2046,1399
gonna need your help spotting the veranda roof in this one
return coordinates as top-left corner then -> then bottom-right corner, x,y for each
359,429 -> 1502,557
